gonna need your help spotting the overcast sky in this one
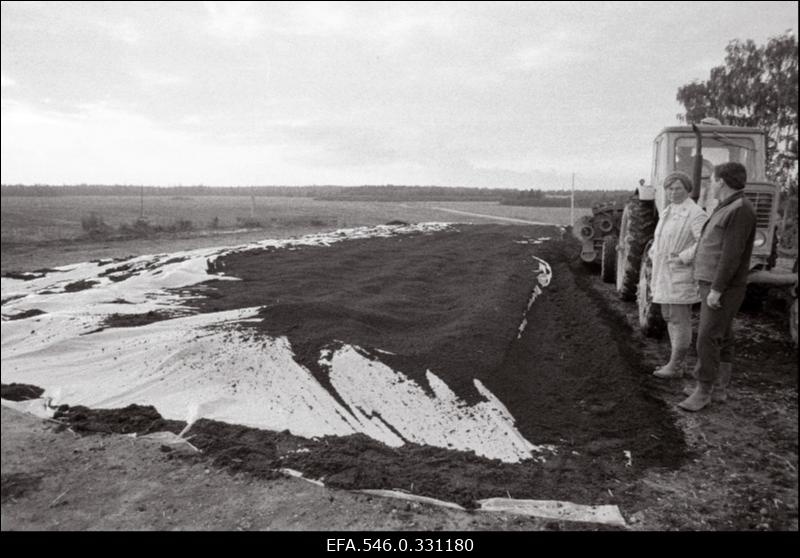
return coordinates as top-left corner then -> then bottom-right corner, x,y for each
1,1 -> 797,189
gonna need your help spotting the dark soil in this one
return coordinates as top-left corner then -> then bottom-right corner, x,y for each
4,309 -> 46,321
190,224 -> 686,464
55,404 -> 185,436
99,310 -> 177,329
63,279 -> 99,292
48,402 -> 643,511
98,262 -> 137,282
38,224 -> 689,509
193,225 -> 541,405
1,383 -> 45,401
2,268 -> 61,281
2,271 -> 42,281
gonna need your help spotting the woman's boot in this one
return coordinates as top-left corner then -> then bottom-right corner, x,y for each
653,323 -> 688,378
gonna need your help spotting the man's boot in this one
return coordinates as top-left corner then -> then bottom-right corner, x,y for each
678,381 -> 713,412
712,362 -> 732,402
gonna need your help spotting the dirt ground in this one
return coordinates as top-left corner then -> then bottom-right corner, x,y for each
1,225 -> 797,531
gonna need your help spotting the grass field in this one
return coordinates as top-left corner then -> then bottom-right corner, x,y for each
0,195 -> 589,273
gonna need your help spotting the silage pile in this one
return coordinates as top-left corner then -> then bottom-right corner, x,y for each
1,223 -> 554,463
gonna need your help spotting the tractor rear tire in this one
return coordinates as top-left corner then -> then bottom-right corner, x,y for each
637,239 -> 666,338
601,236 -> 617,283
616,192 -> 658,301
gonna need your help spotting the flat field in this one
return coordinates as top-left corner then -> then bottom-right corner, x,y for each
0,195 -> 589,272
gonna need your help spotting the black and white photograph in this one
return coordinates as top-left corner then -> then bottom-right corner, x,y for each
1,1 -> 797,536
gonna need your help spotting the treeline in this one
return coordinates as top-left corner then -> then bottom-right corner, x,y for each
500,189 -> 633,208
1,183 -> 634,208
314,185 -> 507,202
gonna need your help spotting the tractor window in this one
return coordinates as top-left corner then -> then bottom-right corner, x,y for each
673,137 -> 756,178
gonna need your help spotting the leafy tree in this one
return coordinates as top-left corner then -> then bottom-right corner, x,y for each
676,32 -> 798,211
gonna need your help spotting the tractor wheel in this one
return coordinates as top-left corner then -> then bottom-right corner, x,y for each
616,192 -> 658,301
637,239 -> 666,338
601,235 -> 617,283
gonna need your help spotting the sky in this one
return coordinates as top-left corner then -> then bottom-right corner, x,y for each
1,1 -> 797,190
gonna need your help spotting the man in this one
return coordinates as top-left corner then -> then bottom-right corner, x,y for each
679,161 -> 756,412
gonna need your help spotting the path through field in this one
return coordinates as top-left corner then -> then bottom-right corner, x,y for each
425,206 -> 556,225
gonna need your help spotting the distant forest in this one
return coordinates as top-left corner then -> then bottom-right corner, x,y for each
1,184 -> 634,208
500,188 -> 633,208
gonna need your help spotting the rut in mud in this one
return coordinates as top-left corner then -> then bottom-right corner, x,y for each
39,224 -> 687,508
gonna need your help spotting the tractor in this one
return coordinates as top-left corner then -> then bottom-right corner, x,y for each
607,120 -> 798,344
572,201 -> 625,282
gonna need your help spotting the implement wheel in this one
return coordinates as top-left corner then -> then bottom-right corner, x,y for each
601,236 -> 617,284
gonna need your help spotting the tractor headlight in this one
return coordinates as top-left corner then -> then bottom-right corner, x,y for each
753,231 -> 767,248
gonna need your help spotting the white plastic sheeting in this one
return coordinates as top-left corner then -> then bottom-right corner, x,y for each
478,497 -> 627,528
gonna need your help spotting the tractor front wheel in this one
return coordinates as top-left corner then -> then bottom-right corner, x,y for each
616,192 -> 657,301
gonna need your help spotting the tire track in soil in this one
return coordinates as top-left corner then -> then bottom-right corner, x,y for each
34,226 -> 689,510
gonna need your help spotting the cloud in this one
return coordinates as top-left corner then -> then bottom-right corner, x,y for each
136,70 -> 185,88
286,2 -> 350,36
203,1 -> 264,42
1,74 -> 17,88
100,19 -> 141,44
0,101 -> 300,185
507,31 -> 589,72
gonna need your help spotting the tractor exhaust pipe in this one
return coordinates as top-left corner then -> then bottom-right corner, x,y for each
691,123 -> 703,202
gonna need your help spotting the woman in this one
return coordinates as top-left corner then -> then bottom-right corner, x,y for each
650,171 -> 708,378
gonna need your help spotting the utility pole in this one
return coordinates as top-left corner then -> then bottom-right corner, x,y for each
140,185 -> 144,220
570,172 -> 575,226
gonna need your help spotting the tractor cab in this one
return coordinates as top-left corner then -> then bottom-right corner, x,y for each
641,124 -> 778,270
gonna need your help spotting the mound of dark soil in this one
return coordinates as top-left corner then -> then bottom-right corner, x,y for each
49,403 -> 640,509
4,309 -> 47,321
100,310 -> 175,329
63,279 -> 99,292
19,225 -> 691,507
1,383 -> 44,401
181,224 -> 688,501
55,404 -> 184,436
191,225 -> 549,404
